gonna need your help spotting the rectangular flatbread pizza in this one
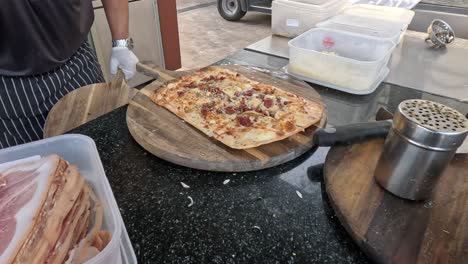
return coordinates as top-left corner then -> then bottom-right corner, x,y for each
151,67 -> 324,149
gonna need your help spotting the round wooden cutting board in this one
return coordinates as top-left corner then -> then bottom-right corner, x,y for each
44,70 -> 137,138
126,65 -> 326,172
324,139 -> 468,264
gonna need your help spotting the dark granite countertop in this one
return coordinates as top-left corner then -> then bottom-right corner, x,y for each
71,50 -> 467,263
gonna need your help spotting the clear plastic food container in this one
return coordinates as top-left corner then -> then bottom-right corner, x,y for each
342,4 -> 415,24
0,134 -> 137,264
287,0 -> 341,6
317,14 -> 408,44
287,66 -> 390,95
277,0 -> 348,10
288,28 -> 396,91
272,0 -> 347,38
348,0 -> 421,9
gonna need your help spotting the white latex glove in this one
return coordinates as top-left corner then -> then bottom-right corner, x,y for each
109,47 -> 139,80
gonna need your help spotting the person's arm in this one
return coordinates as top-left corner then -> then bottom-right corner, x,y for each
102,0 -> 139,80
101,0 -> 129,40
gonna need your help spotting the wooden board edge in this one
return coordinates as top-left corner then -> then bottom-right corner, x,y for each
324,146 -> 366,240
139,69 -> 193,95
323,144 -> 394,264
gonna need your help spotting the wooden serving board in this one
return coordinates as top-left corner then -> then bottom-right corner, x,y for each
324,139 -> 468,264
126,65 -> 326,172
44,70 -> 137,138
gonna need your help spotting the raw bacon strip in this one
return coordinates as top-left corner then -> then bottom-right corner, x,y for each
66,185 -> 104,264
0,155 -> 60,264
0,170 -> 39,203
47,187 -> 90,264
92,231 -> 112,252
10,158 -> 71,263
0,155 -> 111,264
0,218 -> 16,256
13,165 -> 85,263
75,205 -> 92,246
0,183 -> 37,259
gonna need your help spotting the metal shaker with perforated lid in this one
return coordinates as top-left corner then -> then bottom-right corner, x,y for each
374,99 -> 468,201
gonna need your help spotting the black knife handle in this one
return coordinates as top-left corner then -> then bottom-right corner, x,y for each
315,120 -> 392,147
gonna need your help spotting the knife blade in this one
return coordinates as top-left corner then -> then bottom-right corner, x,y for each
375,107 -> 468,154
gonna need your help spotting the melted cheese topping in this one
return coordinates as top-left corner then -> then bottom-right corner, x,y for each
153,67 -> 324,148
244,129 -> 277,141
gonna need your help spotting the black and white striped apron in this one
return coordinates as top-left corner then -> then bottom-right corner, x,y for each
0,41 -> 104,149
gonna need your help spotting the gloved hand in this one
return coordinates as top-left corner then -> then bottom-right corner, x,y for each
109,47 -> 139,80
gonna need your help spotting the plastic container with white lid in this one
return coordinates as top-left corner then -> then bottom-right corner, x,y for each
343,4 -> 415,24
277,0 -> 346,10
349,0 -> 421,9
316,14 -> 408,43
288,28 -> 396,91
0,134 -> 137,264
272,0 -> 347,37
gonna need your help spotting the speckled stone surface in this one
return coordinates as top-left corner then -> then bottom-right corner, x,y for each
72,107 -> 368,264
71,50 -> 466,263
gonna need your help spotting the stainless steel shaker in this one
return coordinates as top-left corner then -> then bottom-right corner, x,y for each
374,99 -> 468,201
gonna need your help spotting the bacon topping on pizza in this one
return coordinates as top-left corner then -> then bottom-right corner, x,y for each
151,67 -> 324,149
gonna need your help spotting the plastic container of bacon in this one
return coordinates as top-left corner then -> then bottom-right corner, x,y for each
0,134 -> 136,264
